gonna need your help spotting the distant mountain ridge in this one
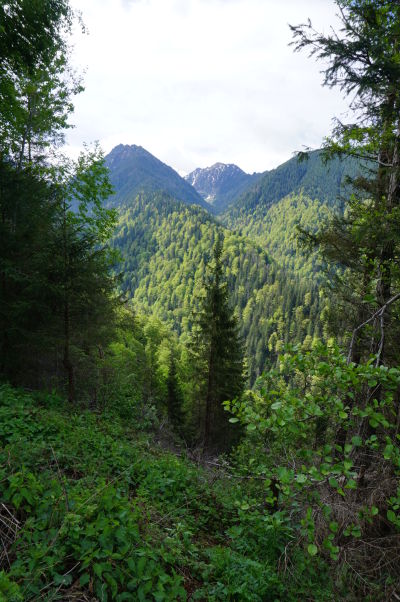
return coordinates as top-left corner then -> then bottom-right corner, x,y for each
185,162 -> 262,213
221,150 -> 362,283
104,144 -> 208,210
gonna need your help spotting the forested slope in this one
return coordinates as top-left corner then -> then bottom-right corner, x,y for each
111,192 -> 323,380
221,151 -> 360,262
225,151 -> 357,217
222,152 -> 360,275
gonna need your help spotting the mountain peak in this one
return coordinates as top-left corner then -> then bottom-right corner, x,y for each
104,144 -> 209,210
185,163 -> 261,212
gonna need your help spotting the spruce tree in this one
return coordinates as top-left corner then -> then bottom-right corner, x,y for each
292,0 -> 400,464
0,3 -> 118,400
50,146 -> 117,402
190,232 -> 246,452
291,0 -> 400,366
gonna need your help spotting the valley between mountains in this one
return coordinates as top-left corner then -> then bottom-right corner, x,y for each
3,2 -> 400,600
106,143 -> 354,381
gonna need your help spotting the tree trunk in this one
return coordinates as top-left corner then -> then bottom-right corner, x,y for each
63,296 -> 75,403
203,348 -> 215,453
62,198 -> 75,403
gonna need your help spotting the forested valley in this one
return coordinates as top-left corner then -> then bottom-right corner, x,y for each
1,1 -> 400,600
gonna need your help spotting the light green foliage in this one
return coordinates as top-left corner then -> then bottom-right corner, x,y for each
95,308 -> 184,427
224,192 -> 331,277
221,151 -> 357,283
111,191 -> 322,381
227,344 -> 400,591
0,572 -> 22,602
0,385 -> 335,601
0,0 -> 80,164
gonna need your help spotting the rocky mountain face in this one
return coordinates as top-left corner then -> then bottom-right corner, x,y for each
185,162 -> 262,213
104,144 -> 208,210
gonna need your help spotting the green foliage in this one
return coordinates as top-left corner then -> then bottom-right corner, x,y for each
194,547 -> 283,601
111,190 -> 322,381
224,192 -> 331,277
166,353 -> 184,430
0,160 -> 59,382
98,308 -> 184,427
0,572 -> 22,602
0,1 -> 118,400
223,150 -> 358,224
290,0 -> 400,366
0,0 -> 80,164
3,1 -> 400,600
0,144 -> 119,400
188,233 -> 246,451
228,344 -> 400,593
0,385 -> 335,600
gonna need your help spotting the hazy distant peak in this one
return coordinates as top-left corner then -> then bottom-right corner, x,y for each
104,144 -> 209,210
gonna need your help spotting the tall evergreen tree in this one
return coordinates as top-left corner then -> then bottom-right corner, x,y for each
0,159 -> 58,383
190,232 -> 246,452
49,146 -> 117,402
292,0 -> 400,366
292,0 -> 400,463
0,3 -> 119,400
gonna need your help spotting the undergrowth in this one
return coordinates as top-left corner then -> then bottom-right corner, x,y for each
0,385 -> 335,601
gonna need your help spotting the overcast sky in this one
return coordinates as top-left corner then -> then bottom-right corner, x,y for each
66,0 -> 349,175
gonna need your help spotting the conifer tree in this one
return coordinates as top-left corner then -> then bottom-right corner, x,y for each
0,3 -> 118,399
292,0 -> 400,366
50,146 -> 117,402
292,0 -> 400,463
190,232 -> 245,452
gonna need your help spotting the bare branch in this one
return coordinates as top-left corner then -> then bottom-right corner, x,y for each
347,292 -> 400,364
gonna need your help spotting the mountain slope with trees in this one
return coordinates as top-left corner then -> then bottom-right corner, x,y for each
2,0 -> 400,600
105,144 -> 209,210
110,191 -> 324,381
220,151 -> 361,282
224,150 -> 358,216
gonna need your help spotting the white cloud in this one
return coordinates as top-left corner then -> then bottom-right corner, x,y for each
66,0 -> 348,173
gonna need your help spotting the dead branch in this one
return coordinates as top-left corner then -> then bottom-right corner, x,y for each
347,292 -> 400,364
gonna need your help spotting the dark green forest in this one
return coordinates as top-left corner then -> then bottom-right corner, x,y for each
1,1 -> 400,600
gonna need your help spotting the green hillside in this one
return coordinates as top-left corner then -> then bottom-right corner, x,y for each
224,151 -> 358,217
111,192 -> 323,380
221,152 -> 361,283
